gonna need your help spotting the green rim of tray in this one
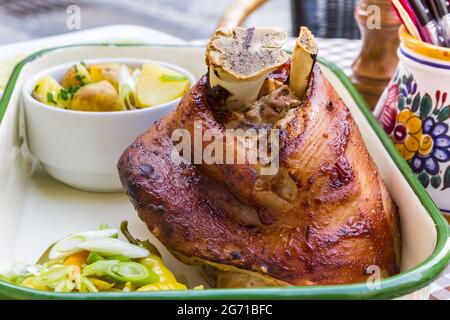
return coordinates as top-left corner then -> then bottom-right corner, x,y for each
0,44 -> 448,300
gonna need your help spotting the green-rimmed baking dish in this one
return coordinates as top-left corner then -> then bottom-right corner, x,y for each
0,44 -> 448,300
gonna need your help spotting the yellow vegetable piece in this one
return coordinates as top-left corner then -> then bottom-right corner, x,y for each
21,276 -> 36,289
71,81 -> 122,112
89,62 -> 124,91
138,255 -> 177,283
123,281 -> 134,292
136,62 -> 189,108
32,75 -> 70,109
136,254 -> 186,292
193,285 -> 204,290
22,276 -> 50,291
61,62 -> 92,88
137,281 -> 187,292
88,278 -> 115,291
64,251 -> 89,267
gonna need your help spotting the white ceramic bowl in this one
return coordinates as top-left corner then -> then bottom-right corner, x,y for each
22,58 -> 195,192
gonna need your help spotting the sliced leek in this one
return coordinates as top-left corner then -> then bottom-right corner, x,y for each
82,260 -> 159,285
76,238 -> 149,259
2,221 -> 187,293
107,262 -> 159,285
48,228 -> 118,260
118,65 -> 138,110
82,260 -> 119,277
86,252 -> 105,264
32,265 -> 67,287
75,274 -> 98,293
54,279 -> 75,292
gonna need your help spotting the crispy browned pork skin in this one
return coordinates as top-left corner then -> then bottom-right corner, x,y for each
118,27 -> 400,287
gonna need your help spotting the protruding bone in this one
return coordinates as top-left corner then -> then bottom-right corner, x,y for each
289,27 -> 318,99
206,27 -> 289,111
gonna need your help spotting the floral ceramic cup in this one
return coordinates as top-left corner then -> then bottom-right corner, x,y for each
375,26 -> 450,220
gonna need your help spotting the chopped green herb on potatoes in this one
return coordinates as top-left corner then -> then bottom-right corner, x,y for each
32,61 -> 190,112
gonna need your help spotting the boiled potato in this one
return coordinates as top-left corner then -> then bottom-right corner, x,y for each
33,75 -> 70,109
61,62 -> 92,88
70,81 -> 122,112
136,62 -> 189,108
88,62 -> 129,91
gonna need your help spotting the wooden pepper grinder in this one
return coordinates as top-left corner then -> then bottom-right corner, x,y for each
351,0 -> 401,109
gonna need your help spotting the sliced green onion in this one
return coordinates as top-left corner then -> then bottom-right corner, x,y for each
0,262 -> 29,283
120,221 -> 161,257
77,238 -> 149,259
106,262 -> 159,285
54,279 -> 75,292
105,254 -> 130,262
33,265 -> 67,287
82,260 -> 119,277
66,265 -> 80,281
82,260 -> 159,285
47,92 -> 57,105
13,275 -> 26,285
86,252 -> 105,265
75,274 -> 98,293
99,223 -> 109,230
0,268 -> 27,285
26,265 -> 42,276
48,228 -> 118,260
40,260 -> 63,272
159,74 -> 188,82
119,65 -> 137,110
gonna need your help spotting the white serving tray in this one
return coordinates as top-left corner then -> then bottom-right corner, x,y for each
0,44 -> 448,300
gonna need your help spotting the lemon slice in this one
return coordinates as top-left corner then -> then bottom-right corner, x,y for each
32,75 -> 70,109
136,63 -> 189,108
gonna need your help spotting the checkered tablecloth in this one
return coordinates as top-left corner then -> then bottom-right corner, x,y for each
313,37 -> 362,75
429,264 -> 450,300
